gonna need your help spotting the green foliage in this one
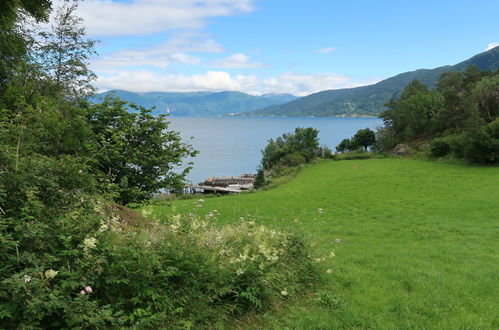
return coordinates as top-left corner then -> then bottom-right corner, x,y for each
261,127 -> 320,171
462,119 -> 499,164
86,96 -> 198,204
352,128 -> 376,151
429,137 -> 451,157
35,3 -> 97,98
336,128 -> 376,153
254,168 -> 266,189
335,138 -> 352,153
379,68 -> 499,163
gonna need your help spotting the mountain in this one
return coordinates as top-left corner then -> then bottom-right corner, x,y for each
89,90 -> 298,116
244,46 -> 499,117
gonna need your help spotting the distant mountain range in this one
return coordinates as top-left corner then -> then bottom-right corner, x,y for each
89,90 -> 297,116
90,46 -> 499,118
243,45 -> 499,117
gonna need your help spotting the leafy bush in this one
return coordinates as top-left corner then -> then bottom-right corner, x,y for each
462,119 -> 499,164
429,137 -> 451,157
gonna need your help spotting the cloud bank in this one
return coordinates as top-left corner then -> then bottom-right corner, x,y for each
95,70 -> 380,96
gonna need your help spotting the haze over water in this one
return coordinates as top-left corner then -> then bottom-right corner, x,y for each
168,117 -> 382,184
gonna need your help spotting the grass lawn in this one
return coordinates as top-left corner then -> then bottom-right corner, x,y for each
146,159 -> 499,329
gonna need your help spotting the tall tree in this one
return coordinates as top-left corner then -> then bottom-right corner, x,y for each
35,2 -> 97,98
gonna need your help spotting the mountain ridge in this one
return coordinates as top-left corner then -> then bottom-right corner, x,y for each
89,90 -> 298,117
242,46 -> 499,117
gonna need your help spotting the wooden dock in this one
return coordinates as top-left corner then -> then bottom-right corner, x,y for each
186,174 -> 256,194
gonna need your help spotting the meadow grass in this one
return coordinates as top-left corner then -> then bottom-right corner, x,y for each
146,159 -> 499,329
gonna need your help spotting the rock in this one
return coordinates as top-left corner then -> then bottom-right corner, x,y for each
391,144 -> 411,156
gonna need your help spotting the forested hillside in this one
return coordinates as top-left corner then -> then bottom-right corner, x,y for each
246,46 -> 499,117
90,90 -> 297,116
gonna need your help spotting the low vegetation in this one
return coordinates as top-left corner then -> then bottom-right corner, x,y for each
151,159 -> 499,328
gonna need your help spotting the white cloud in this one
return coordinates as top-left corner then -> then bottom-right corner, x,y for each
74,0 -> 256,36
95,70 -> 380,96
486,42 -> 499,51
314,47 -> 337,54
91,33 -> 223,71
213,53 -> 267,69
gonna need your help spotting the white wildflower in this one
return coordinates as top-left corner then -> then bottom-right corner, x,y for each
141,208 -> 152,217
326,269 -> 333,274
44,269 -> 58,279
335,238 -> 342,243
83,237 -> 97,250
281,290 -> 288,296
24,275 -> 32,283
317,208 -> 324,214
198,199 -> 204,202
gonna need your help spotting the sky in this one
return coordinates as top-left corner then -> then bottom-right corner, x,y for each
59,0 -> 499,96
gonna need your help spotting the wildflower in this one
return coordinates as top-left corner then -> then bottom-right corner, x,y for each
326,269 -> 333,274
44,269 -> 58,279
83,237 -> 97,250
98,222 -> 109,233
281,290 -> 288,296
335,238 -> 342,243
198,199 -> 204,202
85,286 -> 93,294
24,275 -> 32,283
318,208 -> 324,214
330,251 -> 336,257
78,169 -> 83,174
80,290 -> 86,295
239,217 -> 244,221
141,208 -> 152,217
208,213 -> 214,217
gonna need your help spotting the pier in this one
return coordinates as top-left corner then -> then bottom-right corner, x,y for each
187,174 -> 255,194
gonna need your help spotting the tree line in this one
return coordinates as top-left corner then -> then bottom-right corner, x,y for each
333,66 -> 498,164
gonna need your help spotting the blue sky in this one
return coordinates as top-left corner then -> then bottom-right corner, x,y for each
68,0 -> 499,96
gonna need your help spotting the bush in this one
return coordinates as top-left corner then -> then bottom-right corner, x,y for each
462,119 -> 499,164
279,152 -> 306,167
429,137 -> 451,157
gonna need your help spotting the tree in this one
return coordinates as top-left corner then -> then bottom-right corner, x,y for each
35,2 -> 97,98
352,128 -> 376,151
86,97 -> 198,204
335,138 -> 352,153
260,127 -> 320,170
465,75 -> 499,125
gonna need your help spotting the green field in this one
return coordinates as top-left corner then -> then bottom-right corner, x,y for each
147,159 -> 499,328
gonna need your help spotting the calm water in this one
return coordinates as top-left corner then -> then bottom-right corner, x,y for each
168,117 -> 383,184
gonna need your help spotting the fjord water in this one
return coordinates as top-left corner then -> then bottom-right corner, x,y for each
169,117 -> 382,184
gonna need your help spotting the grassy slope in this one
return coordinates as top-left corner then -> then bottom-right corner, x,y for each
148,159 -> 499,328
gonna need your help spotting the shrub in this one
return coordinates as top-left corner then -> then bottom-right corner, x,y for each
429,137 -> 451,157
462,119 -> 499,164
